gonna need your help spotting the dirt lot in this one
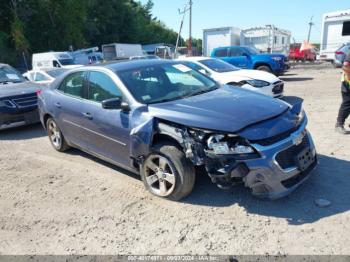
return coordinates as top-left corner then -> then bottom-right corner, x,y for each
1,64 -> 350,255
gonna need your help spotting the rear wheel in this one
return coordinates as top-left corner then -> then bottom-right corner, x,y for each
256,65 -> 272,73
141,142 -> 195,201
46,118 -> 70,152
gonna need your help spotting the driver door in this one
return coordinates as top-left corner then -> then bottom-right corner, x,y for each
80,70 -> 131,168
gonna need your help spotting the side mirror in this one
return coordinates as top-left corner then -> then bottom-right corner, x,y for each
242,53 -> 249,57
102,97 -> 130,112
102,97 -> 122,109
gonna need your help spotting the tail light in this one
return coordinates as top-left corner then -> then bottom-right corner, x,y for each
36,90 -> 42,95
336,51 -> 345,55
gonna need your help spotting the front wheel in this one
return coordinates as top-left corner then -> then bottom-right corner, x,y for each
256,65 -> 272,73
46,118 -> 70,152
141,142 -> 195,201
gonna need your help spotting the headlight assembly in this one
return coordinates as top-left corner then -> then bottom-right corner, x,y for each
207,134 -> 255,155
243,79 -> 270,88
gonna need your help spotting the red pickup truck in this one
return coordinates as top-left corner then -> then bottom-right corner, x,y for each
289,44 -> 317,62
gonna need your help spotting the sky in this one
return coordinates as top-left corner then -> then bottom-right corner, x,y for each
140,0 -> 350,43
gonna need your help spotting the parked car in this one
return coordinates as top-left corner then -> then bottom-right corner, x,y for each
289,44 -> 317,62
0,63 -> 42,130
334,43 -> 350,68
38,60 -> 317,200
180,57 -> 284,98
211,46 -> 289,76
23,68 -> 68,86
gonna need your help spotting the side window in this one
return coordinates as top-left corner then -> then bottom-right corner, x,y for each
229,48 -> 244,57
53,60 -> 61,68
87,71 -> 122,102
342,21 -> 350,36
58,71 -> 85,98
214,49 -> 228,57
34,72 -> 50,81
30,72 -> 36,81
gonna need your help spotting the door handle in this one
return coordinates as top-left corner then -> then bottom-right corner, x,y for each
54,102 -> 61,108
82,112 -> 93,120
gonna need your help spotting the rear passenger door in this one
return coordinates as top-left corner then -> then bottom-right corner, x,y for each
54,71 -> 92,149
81,70 -> 131,167
213,48 -> 230,64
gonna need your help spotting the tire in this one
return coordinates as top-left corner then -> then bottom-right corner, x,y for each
46,118 -> 70,152
141,142 -> 195,201
256,65 -> 272,73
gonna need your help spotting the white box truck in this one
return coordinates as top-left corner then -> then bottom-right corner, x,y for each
203,27 -> 241,57
102,43 -> 144,61
320,9 -> 350,62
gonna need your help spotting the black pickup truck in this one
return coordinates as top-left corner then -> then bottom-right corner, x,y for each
0,63 -> 42,130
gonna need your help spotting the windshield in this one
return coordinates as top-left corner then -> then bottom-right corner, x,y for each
46,69 -> 68,78
117,62 -> 219,104
199,59 -> 240,73
59,59 -> 75,66
0,65 -> 25,84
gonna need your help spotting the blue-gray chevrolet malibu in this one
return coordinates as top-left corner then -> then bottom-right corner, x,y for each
38,59 -> 317,200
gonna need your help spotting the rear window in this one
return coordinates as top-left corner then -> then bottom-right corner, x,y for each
199,59 -> 240,73
214,49 -> 228,57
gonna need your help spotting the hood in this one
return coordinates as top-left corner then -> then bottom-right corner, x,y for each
0,81 -> 42,98
219,69 -> 280,83
148,86 -> 288,133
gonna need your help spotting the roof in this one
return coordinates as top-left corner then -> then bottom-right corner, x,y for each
98,59 -> 177,72
179,56 -> 208,62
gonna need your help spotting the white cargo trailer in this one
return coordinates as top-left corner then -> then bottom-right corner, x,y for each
203,27 -> 241,56
102,43 -> 144,61
320,9 -> 350,62
240,25 -> 291,55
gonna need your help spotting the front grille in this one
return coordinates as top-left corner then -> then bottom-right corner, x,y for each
250,125 -> 299,146
11,93 -> 38,108
272,81 -> 284,94
275,135 -> 310,170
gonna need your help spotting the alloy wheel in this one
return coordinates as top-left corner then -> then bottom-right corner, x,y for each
48,120 -> 62,149
144,155 -> 176,197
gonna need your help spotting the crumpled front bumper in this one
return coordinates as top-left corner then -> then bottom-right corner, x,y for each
245,120 -> 317,199
206,119 -> 317,199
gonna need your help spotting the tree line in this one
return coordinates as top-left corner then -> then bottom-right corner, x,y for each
0,0 -> 202,67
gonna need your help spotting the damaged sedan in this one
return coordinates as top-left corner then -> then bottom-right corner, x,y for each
38,59 -> 317,200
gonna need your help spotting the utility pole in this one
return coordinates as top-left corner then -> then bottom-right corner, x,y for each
176,5 -> 189,57
188,0 -> 193,56
307,16 -> 314,43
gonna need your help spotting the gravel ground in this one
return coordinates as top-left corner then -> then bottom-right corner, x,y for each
0,65 -> 350,255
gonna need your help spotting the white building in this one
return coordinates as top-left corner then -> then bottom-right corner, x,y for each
320,9 -> 350,62
203,27 -> 241,56
240,25 -> 291,55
